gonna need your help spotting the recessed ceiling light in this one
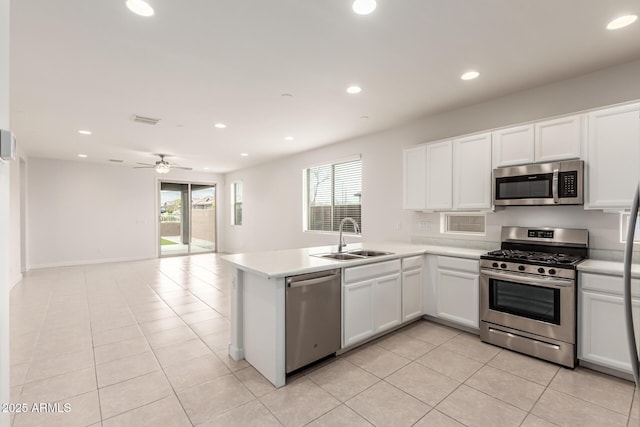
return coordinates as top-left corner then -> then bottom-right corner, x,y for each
78,154 -> 88,158
461,71 -> 480,80
126,0 -> 154,17
78,130 -> 92,135
352,0 -> 377,15
240,153 -> 249,157
214,123 -> 227,129
607,14 -> 638,30
204,167 -> 210,170
284,136 -> 294,141
347,86 -> 362,94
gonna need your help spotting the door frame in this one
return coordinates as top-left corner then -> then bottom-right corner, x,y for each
156,178 -> 218,258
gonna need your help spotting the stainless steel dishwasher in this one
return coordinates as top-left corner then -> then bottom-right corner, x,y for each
286,269 -> 341,373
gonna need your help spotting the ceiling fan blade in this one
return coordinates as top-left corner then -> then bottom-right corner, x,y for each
133,166 -> 155,169
172,166 -> 193,170
136,162 -> 155,166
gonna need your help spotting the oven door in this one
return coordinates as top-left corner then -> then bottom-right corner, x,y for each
480,269 -> 575,343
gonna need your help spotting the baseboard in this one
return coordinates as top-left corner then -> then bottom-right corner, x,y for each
27,255 -> 156,270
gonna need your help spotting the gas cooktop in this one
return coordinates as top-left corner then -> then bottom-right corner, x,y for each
482,249 -> 585,268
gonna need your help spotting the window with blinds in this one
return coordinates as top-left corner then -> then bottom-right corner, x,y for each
305,158 -> 362,233
231,181 -> 242,225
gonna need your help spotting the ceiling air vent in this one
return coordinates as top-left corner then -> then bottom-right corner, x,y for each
130,114 -> 160,125
108,159 -> 124,163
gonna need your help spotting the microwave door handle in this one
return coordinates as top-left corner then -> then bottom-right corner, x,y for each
552,168 -> 559,203
623,181 -> 640,387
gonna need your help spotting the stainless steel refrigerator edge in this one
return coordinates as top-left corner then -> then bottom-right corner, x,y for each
285,269 -> 341,373
623,181 -> 640,387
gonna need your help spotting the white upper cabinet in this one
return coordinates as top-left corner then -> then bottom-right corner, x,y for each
402,145 -> 426,210
585,103 -> 640,209
492,114 -> 583,167
402,134 -> 491,211
534,114 -> 583,162
425,140 -> 453,210
492,124 -> 535,167
453,132 -> 492,209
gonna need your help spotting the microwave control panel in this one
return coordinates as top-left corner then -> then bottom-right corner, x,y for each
559,171 -> 578,198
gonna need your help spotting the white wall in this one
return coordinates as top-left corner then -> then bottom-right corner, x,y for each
27,158 -> 223,268
0,0 -> 10,423
221,59 -> 640,255
8,146 -> 24,288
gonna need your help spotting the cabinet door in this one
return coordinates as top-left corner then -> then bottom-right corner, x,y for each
586,103 -> 640,209
374,274 -> 402,334
403,145 -> 427,210
402,268 -> 423,322
492,125 -> 534,167
579,290 -> 640,373
535,114 -> 583,163
343,280 -> 375,347
453,133 -> 492,209
436,268 -> 479,328
425,140 -> 453,210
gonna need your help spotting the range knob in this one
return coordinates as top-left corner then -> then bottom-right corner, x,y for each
500,263 -> 507,269
518,265 -> 526,271
549,269 -> 556,275
492,262 -> 499,268
538,267 -> 545,274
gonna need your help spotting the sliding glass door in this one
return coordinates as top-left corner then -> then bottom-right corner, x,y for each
160,181 -> 216,257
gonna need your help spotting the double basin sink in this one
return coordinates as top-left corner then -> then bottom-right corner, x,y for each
312,249 -> 394,261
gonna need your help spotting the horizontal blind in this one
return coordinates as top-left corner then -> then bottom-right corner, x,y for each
307,159 -> 361,232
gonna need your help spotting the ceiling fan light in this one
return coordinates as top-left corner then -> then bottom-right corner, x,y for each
126,0 -> 154,17
155,163 -> 170,174
352,0 -> 377,15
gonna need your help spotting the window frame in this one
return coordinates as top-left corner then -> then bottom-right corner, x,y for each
620,211 -> 640,244
439,212 -> 486,236
302,156 -> 362,234
230,181 -> 243,226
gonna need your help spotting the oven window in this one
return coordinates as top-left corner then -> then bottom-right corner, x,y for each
489,279 -> 560,324
496,173 -> 553,200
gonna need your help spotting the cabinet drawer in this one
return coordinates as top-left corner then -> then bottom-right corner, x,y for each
402,256 -> 424,271
580,272 -> 640,297
344,260 -> 401,284
437,256 -> 479,273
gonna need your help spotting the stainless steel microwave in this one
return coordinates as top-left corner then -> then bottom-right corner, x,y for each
493,160 -> 584,206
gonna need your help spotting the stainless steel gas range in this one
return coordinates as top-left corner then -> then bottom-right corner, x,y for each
480,226 -> 589,368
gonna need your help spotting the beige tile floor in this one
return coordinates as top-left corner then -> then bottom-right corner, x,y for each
7,254 -> 640,427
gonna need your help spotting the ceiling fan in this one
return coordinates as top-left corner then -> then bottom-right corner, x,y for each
134,154 -> 192,174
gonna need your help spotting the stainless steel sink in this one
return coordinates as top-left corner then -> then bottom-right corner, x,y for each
315,253 -> 364,261
347,249 -> 393,257
312,249 -> 394,261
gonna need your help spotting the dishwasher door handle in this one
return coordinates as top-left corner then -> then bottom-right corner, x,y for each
287,274 -> 339,288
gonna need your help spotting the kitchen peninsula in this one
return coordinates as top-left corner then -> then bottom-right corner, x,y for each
222,242 -> 487,387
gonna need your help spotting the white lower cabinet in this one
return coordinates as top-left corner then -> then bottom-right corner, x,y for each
343,260 -> 401,347
425,256 -> 479,329
402,256 -> 424,322
343,280 -> 375,347
579,272 -> 640,374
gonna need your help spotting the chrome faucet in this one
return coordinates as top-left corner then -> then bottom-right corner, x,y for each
338,217 -> 360,253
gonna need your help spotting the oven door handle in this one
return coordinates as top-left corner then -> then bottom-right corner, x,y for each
480,269 -> 574,288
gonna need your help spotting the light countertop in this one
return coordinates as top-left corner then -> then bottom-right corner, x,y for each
222,241 -> 489,279
578,259 -> 640,278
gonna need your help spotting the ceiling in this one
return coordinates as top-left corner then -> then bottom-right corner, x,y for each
9,0 -> 640,173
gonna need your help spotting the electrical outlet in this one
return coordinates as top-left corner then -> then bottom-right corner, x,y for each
419,221 -> 431,231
